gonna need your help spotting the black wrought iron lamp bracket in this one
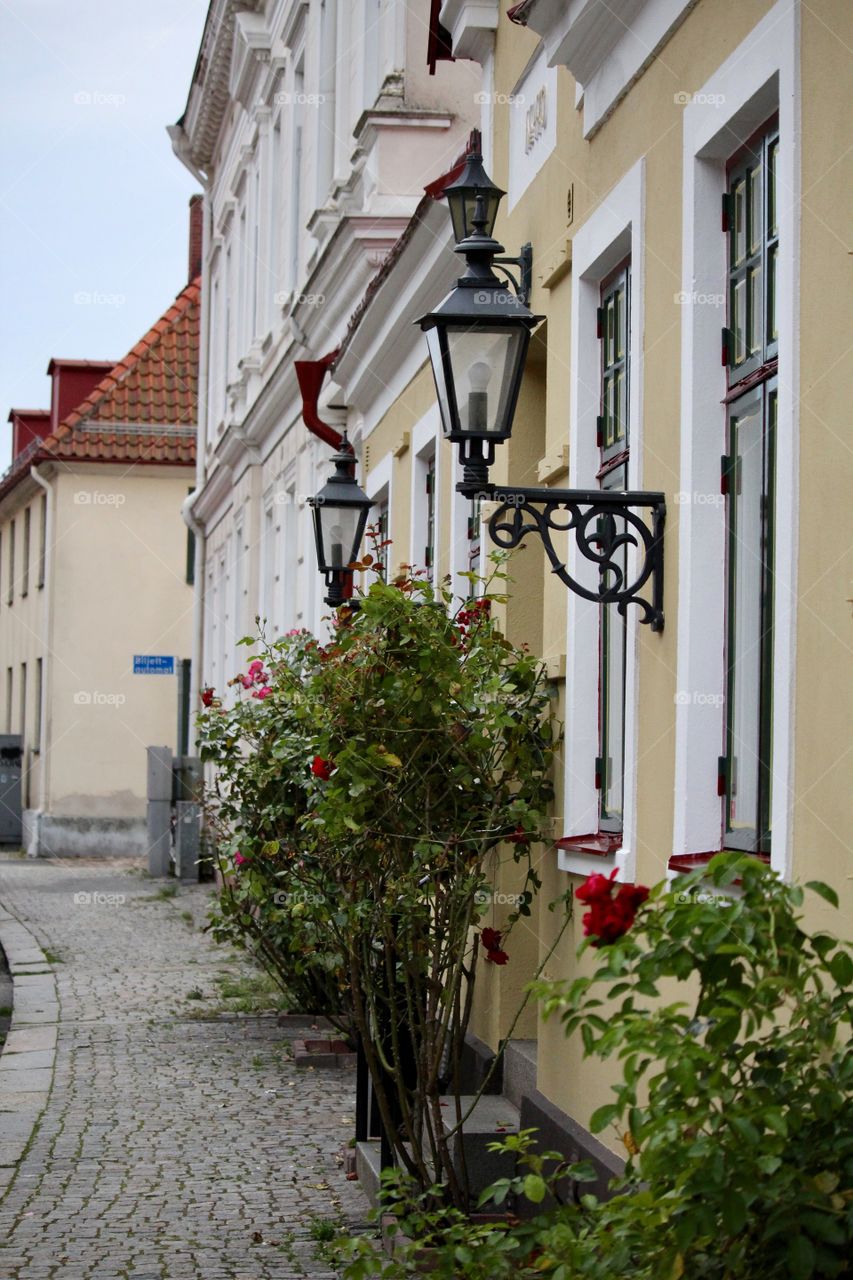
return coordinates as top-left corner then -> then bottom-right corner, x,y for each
491,243 -> 533,306
459,480 -> 666,631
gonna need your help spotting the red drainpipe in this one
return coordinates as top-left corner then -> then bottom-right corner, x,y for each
295,348 -> 356,600
295,349 -> 342,450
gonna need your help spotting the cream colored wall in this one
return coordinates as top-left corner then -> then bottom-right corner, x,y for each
0,479 -> 49,814
791,0 -> 853,931
355,0 -> 851,1153
46,467 -> 194,819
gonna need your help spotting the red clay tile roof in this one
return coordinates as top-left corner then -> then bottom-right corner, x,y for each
0,279 -> 199,505
50,277 -> 200,445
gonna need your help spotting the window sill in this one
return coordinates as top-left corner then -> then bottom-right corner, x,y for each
557,833 -> 623,857
667,850 -> 770,876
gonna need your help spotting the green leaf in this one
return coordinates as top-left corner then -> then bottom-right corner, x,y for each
829,950 -> 852,987
523,1173 -> 547,1203
721,1191 -> 747,1235
787,1234 -> 816,1279
589,1104 -> 618,1134
805,881 -> 839,909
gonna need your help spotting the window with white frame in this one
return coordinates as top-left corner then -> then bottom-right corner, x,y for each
672,0 -> 796,879
560,159 -> 644,880
410,415 -> 440,583
721,120 -> 779,855
261,495 -> 280,635
596,263 -> 631,835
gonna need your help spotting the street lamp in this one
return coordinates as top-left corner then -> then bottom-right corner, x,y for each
419,165 -> 667,631
443,146 -> 505,243
308,433 -> 372,609
419,197 -> 542,488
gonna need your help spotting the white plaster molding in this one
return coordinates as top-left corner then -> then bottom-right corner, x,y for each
673,0 -> 800,880
520,0 -> 697,137
559,159 -> 645,884
440,0 -> 500,64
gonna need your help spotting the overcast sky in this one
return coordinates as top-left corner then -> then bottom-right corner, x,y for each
0,0 -> 209,470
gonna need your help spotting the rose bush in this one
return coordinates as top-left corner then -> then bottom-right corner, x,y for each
327,854 -> 852,1279
198,559 -> 568,1206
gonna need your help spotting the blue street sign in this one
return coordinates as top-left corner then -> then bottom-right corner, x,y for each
133,655 -> 175,675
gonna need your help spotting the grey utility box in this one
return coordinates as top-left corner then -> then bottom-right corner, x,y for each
0,736 -> 23,845
146,745 -> 173,877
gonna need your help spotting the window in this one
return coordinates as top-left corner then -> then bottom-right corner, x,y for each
424,454 -> 436,580
467,496 -> 481,577
598,269 -> 630,465
725,128 -> 779,383
376,500 -> 390,578
7,520 -> 14,604
34,658 -> 43,753
37,494 -> 46,588
20,662 -> 27,742
22,505 -> 31,597
721,121 -> 778,854
596,263 -> 630,834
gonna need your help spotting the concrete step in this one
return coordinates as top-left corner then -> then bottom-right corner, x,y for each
440,1093 -> 521,1198
355,1094 -> 522,1206
503,1038 -> 537,1111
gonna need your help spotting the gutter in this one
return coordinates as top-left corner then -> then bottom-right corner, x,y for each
29,464 -> 54,857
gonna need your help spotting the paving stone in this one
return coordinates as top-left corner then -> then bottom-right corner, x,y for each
0,856 -> 366,1278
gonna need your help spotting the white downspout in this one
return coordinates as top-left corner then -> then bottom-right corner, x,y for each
29,463 -> 54,857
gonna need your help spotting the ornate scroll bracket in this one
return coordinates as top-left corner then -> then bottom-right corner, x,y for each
458,482 -> 666,631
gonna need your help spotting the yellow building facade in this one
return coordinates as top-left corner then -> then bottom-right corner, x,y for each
326,0 -> 853,1167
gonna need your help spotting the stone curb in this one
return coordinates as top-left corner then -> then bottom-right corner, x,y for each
0,906 -> 58,1201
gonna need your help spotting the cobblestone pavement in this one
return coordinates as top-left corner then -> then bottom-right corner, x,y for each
0,856 -> 367,1280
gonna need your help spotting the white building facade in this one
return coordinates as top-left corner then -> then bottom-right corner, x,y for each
171,0 -> 481,708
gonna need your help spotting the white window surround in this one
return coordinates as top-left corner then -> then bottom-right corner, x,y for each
673,0 -> 799,881
449,454 -> 479,605
409,409 -> 440,576
366,449 -> 393,575
559,158 -> 645,884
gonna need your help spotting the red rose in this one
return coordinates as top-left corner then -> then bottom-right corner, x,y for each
575,868 -> 619,904
200,687 -> 215,707
485,948 -> 509,965
481,927 -> 502,952
311,755 -> 334,780
577,871 -> 648,947
506,824 -> 531,845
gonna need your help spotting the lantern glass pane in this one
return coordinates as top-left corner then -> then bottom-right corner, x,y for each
320,504 -> 363,569
425,327 -> 455,436
446,327 -> 525,436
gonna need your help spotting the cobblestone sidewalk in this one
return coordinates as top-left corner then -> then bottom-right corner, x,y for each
0,856 -> 366,1280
